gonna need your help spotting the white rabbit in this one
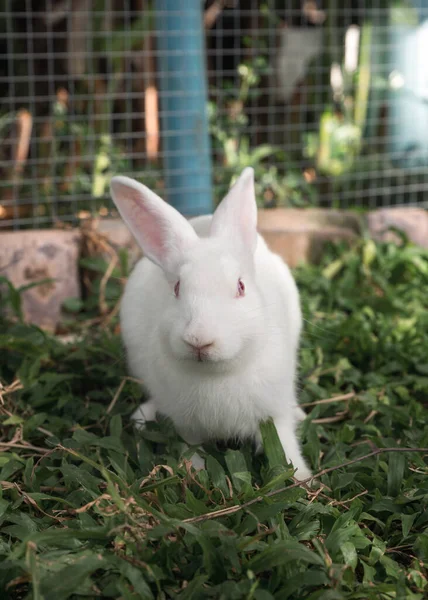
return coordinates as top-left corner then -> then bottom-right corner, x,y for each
110,168 -> 311,480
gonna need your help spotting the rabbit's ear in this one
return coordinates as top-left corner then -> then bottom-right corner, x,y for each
110,176 -> 198,272
210,167 -> 257,254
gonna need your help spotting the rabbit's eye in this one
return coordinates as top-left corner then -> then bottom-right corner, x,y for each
174,281 -> 180,297
237,278 -> 245,297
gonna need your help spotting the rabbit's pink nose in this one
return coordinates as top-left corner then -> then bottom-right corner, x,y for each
184,339 -> 214,360
184,340 -> 214,352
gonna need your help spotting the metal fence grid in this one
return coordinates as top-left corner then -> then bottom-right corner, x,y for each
1,1 -> 428,229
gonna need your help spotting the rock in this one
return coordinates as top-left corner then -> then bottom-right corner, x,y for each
258,208 -> 363,234
92,210 -> 363,270
367,207 -> 428,247
0,229 -> 81,331
2,206 -> 426,330
258,208 -> 361,267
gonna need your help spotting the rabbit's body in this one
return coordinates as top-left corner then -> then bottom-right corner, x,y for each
111,169 -> 311,479
122,220 -> 300,438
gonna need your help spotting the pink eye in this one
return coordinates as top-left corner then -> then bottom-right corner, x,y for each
174,281 -> 180,297
237,278 -> 245,298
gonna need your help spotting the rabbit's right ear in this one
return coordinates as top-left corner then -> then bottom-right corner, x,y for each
110,176 -> 198,272
210,167 -> 257,255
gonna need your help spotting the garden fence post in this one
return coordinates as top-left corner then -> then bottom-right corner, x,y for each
155,0 -> 213,215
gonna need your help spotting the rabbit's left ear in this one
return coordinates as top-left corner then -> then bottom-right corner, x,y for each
210,167 -> 257,254
110,176 -> 198,273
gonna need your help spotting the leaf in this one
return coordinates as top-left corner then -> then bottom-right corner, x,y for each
0,498 -> 10,519
330,472 -> 356,490
14,527 -> 110,558
258,468 -> 295,494
62,297 -> 84,313
322,258 -> 344,280
110,414 -> 122,438
72,429 -> 126,454
60,463 -> 103,495
178,574 -> 209,599
387,452 -> 406,497
260,419 -> 287,469
362,239 -> 377,268
3,414 -> 24,425
0,276 -> 23,320
225,450 -> 252,495
247,540 -> 324,573
254,591 -> 275,600
40,552 -> 108,600
325,510 -> 365,556
340,541 -> 358,569
361,560 -> 376,585
115,559 -> 154,600
206,455 -> 230,497
401,513 -> 417,538
184,489 -> 208,516
414,533 -> 428,562
277,569 -> 329,599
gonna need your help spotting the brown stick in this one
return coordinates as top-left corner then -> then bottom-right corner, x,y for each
99,254 -> 118,315
107,377 -> 127,414
13,110 -> 32,178
144,83 -> 159,160
312,410 -> 349,424
183,446 -> 428,524
134,0 -> 159,161
0,442 -> 51,454
1,110 -> 33,216
300,391 -> 356,408
204,0 -> 226,29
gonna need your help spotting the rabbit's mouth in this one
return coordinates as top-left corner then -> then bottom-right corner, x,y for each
194,349 -> 212,362
179,348 -> 238,373
185,347 -> 221,365
183,340 -> 216,363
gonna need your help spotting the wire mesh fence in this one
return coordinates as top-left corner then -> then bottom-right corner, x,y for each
1,1 -> 428,229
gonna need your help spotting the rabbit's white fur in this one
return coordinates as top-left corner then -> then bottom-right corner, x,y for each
110,168 -> 311,480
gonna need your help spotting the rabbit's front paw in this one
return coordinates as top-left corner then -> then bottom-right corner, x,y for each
293,464 -> 313,482
131,400 -> 157,431
294,406 -> 307,422
190,452 -> 205,471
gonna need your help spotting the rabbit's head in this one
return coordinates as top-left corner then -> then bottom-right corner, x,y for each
110,168 -> 266,370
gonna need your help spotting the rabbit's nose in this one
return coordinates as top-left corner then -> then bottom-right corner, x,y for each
183,336 -> 215,360
184,340 -> 214,352
185,341 -> 214,362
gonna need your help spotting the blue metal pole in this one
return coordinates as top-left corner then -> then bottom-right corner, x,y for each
155,0 -> 213,215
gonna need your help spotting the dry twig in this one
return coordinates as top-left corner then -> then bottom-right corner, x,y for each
312,409 -> 349,424
183,446 -> 428,524
107,376 -> 143,414
301,391 -> 356,408
0,442 -> 51,454
99,254 -> 119,315
204,0 -> 226,29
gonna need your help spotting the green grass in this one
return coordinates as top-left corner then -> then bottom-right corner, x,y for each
1,237 -> 428,599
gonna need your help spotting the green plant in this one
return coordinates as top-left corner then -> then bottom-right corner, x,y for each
1,237 -> 428,597
209,58 -> 317,208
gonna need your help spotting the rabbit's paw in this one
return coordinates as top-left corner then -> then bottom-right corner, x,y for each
294,406 -> 307,422
293,464 -> 313,482
189,452 -> 206,471
131,400 -> 157,430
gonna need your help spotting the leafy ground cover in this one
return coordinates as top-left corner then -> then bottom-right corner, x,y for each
1,237 -> 428,599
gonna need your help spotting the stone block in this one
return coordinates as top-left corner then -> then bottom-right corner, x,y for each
0,229 -> 81,331
258,208 -> 361,267
92,210 -> 363,270
367,207 -> 428,247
